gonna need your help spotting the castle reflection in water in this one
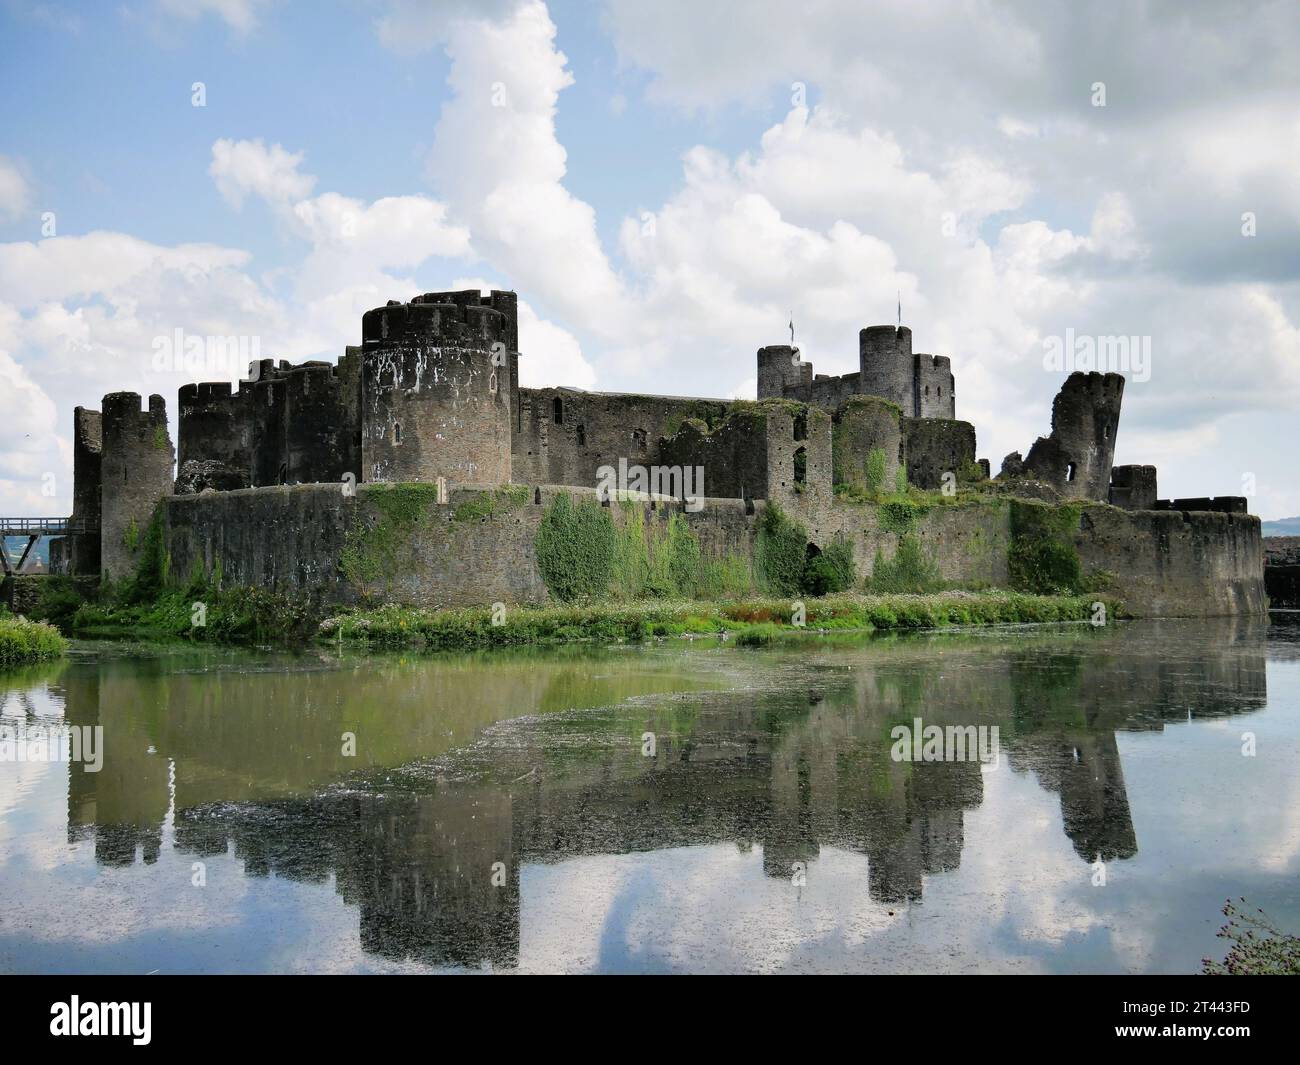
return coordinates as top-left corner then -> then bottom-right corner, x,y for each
27,618 -> 1271,970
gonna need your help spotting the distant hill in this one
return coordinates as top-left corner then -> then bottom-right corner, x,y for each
1262,516 -> 1300,537
2,536 -> 51,567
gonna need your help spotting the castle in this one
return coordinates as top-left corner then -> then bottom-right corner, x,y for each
40,289 -> 1264,617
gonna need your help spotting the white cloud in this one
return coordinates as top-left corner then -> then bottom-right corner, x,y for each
155,0 -> 267,34
0,155 -> 32,223
209,138 -> 316,211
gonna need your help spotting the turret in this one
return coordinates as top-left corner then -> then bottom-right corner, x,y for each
360,291 -> 517,485
859,326 -> 914,413
757,344 -> 812,400
99,392 -> 174,581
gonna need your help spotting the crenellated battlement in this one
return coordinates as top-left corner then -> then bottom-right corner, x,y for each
758,323 -> 955,419
362,290 -> 517,350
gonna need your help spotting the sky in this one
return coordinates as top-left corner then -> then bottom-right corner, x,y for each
0,0 -> 1297,519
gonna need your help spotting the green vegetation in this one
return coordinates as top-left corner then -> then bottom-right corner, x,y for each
659,400 -> 730,439
1202,899 -> 1300,975
70,581 -> 316,645
610,505 -> 702,599
22,575 -> 90,631
152,424 -> 169,451
0,615 -> 68,667
318,589 -> 1125,652
122,506 -> 168,605
868,534 -> 944,594
1008,499 -> 1084,595
864,447 -> 888,496
803,537 -> 856,596
535,493 -> 618,602
38,515 -> 316,645
754,503 -> 857,596
755,501 -> 809,596
451,483 -> 529,523
340,482 -> 442,587
697,551 -> 756,600
878,496 -> 932,535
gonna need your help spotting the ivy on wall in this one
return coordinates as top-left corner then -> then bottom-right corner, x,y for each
755,502 -> 855,596
535,493 -> 618,602
1007,499 -> 1083,595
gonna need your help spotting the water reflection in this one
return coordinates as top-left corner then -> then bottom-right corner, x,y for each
1,618 -> 1293,973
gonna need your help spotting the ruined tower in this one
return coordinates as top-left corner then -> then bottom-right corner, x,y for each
99,393 -> 175,581
66,406 -> 103,575
360,291 -> 518,486
1002,372 -> 1124,502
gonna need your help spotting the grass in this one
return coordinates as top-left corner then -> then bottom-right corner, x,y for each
0,615 -> 69,667
67,582 -> 317,645
318,589 -> 1125,652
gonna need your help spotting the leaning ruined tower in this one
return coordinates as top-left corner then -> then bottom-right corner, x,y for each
359,290 -> 518,486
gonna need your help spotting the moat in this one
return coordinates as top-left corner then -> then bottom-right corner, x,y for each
2,618 -> 1298,975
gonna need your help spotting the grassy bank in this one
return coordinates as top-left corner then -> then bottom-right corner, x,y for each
0,615 -> 69,667
318,590 -> 1124,652
65,584 -> 317,644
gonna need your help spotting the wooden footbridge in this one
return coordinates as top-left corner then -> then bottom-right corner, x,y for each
0,517 -> 96,576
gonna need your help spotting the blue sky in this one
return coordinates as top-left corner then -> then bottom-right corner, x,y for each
1,0 -> 1297,519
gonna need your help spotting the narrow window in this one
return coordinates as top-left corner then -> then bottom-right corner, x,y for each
1065,462 -> 1077,483
123,467 -> 128,484
794,446 -> 807,486
394,422 -> 402,445
553,397 -> 563,425
577,424 -> 586,446
793,412 -> 807,442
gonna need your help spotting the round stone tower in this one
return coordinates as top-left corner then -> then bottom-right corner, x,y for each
360,293 -> 514,485
858,325 -> 914,413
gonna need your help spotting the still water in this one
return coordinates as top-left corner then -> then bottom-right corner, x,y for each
1,618 -> 1298,974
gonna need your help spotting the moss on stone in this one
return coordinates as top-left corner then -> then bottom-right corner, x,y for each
340,482 -> 442,588
451,483 -> 529,523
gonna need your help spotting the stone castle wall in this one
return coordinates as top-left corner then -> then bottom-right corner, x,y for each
157,483 -> 1265,618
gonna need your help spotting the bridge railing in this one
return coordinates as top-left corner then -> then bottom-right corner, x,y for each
0,517 -> 98,537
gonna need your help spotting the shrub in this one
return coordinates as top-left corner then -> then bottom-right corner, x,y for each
802,537 -> 856,596
868,534 -> 943,593
1202,899 -> 1300,975
0,616 -> 68,666
535,493 -> 618,602
755,502 -> 808,596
